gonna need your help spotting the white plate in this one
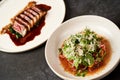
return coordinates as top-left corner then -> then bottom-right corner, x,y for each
45,15 -> 120,80
0,0 -> 65,53
0,0 -> 6,5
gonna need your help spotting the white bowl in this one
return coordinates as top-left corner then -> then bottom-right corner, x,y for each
45,15 -> 120,80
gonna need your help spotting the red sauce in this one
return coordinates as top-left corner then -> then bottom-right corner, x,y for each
7,4 -> 51,46
59,54 -> 77,75
59,38 -> 112,76
87,38 -> 112,75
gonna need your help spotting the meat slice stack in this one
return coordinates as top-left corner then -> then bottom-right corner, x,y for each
11,1 -> 51,37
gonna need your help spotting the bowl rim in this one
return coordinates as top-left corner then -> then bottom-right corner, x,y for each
45,15 -> 120,80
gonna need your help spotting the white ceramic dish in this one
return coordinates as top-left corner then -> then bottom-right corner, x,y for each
0,0 -> 5,5
0,0 -> 65,53
45,15 -> 120,80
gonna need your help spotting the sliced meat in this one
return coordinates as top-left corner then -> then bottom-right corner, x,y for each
23,10 -> 38,27
15,16 -> 30,30
19,14 -> 32,30
21,12 -> 36,27
31,6 -> 47,18
27,9 -> 40,20
31,6 -> 41,13
10,1 -> 51,37
12,21 -> 27,37
0,1 -> 51,38
26,9 -> 38,22
23,11 -> 34,26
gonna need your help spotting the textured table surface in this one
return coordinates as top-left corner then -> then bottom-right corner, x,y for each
0,0 -> 120,80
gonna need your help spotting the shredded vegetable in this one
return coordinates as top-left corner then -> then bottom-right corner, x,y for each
59,28 -> 106,77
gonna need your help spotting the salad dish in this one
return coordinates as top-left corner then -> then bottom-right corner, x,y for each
45,15 -> 120,80
59,28 -> 111,77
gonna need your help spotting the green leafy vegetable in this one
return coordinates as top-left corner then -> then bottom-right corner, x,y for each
9,26 -> 22,39
76,70 -> 87,77
59,28 -> 105,77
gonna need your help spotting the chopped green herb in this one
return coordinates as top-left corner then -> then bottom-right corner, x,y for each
59,28 -> 106,77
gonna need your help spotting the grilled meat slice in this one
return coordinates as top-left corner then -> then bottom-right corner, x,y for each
0,1 -> 51,38
11,1 -> 50,37
12,21 -> 27,37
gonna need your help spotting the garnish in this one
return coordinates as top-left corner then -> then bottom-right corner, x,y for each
59,28 -> 106,77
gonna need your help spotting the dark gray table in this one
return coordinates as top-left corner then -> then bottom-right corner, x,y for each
0,0 -> 120,80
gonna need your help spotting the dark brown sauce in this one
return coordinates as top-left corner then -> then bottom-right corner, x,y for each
7,17 -> 45,46
7,4 -> 51,46
59,37 -> 112,76
36,4 -> 51,11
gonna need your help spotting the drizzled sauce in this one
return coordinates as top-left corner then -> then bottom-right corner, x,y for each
7,4 -> 51,46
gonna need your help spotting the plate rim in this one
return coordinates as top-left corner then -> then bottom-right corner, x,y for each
0,0 -> 66,53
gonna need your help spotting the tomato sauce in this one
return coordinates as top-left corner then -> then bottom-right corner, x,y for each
59,54 -> 77,75
59,38 -> 112,76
